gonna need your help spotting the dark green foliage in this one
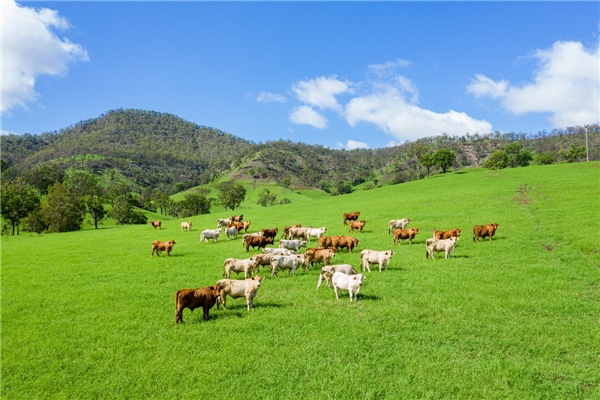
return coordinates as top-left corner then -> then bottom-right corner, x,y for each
432,148 -> 456,173
279,197 -> 291,205
1,178 -> 41,235
537,152 -> 557,165
217,181 -> 247,211
84,195 -> 106,229
559,144 -> 586,163
257,188 -> 278,207
43,182 -> 86,233
504,143 -> 533,167
110,195 -> 148,225
484,151 -> 509,170
24,209 -> 48,234
181,192 -> 212,215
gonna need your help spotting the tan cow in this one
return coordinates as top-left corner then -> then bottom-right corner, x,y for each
343,212 -> 360,225
151,239 -> 175,257
473,223 -> 499,242
305,247 -> 336,268
434,228 -> 461,240
181,221 -> 192,231
151,221 -> 161,230
393,228 -> 420,245
216,276 -> 264,311
349,220 -> 366,233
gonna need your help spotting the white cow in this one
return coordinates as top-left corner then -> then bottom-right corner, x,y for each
332,272 -> 366,302
270,254 -> 307,277
218,218 -> 232,228
279,239 -> 307,253
216,276 -> 264,311
360,249 -> 394,272
223,257 -> 259,279
426,237 -> 458,259
200,227 -> 222,243
316,264 -> 358,290
388,218 -> 411,234
288,227 -> 310,241
181,221 -> 192,232
306,227 -> 327,241
262,248 -> 294,256
225,226 -> 238,240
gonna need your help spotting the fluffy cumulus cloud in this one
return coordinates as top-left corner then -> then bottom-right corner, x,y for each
291,76 -> 352,112
256,91 -> 285,103
468,40 -> 600,127
336,140 -> 369,150
1,0 -> 88,114
289,106 -> 328,129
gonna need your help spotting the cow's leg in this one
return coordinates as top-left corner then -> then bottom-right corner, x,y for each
203,306 -> 210,321
175,306 -> 183,324
334,285 -> 340,299
317,275 -> 324,290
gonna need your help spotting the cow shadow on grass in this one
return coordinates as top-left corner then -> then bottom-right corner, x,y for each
356,294 -> 380,302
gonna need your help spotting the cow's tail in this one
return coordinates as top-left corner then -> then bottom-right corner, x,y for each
174,290 -> 181,307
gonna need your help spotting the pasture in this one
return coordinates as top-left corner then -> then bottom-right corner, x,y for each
2,163 -> 599,399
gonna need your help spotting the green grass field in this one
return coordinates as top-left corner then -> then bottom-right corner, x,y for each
2,163 -> 599,399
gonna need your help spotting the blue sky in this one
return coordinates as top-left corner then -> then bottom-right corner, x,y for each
2,1 -> 599,149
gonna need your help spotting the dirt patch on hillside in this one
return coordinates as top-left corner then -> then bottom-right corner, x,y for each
512,184 -> 532,205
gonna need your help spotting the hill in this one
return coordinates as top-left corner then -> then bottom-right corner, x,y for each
2,162 -> 599,398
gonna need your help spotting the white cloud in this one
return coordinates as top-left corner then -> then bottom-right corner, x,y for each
291,76 -> 352,112
467,40 -> 600,127
345,85 -> 492,141
368,59 -> 411,77
336,140 -> 370,150
289,106 -> 328,129
1,0 -> 88,114
256,91 -> 285,103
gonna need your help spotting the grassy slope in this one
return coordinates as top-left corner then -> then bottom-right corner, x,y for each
2,163 -> 599,399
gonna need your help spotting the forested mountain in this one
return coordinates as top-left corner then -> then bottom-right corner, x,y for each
2,108 -> 597,195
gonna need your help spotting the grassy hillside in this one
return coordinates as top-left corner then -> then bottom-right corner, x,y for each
2,163 -> 599,399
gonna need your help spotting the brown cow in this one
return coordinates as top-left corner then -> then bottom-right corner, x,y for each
393,228 -> 420,245
305,247 -> 336,268
335,236 -> 360,253
318,235 -> 338,248
151,239 -> 176,257
174,284 -> 221,324
281,224 -> 302,239
246,236 -> 274,252
228,222 -> 245,233
151,221 -> 161,230
231,214 -> 244,223
349,220 -> 366,233
434,228 -> 462,240
473,223 -> 499,242
242,220 -> 252,233
343,212 -> 360,225
261,228 -> 279,239
251,253 -> 275,272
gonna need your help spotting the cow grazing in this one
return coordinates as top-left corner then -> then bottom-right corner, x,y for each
279,239 -> 307,253
218,218 -> 232,228
151,221 -> 161,230
388,218 -> 410,234
343,212 -> 360,225
349,220 -> 366,233
251,253 -> 275,272
181,221 -> 192,232
227,222 -> 245,233
261,228 -> 279,239
332,272 -> 366,302
245,236 -> 274,252
360,249 -> 394,272
316,264 -> 357,290
225,226 -> 238,240
393,228 -> 420,245
434,228 -> 462,240
473,223 -> 499,242
200,228 -> 222,244
151,239 -> 175,257
242,232 -> 263,248
426,237 -> 458,259
306,227 -> 327,241
334,236 -> 360,253
318,236 -> 337,248
305,247 -> 336,268
262,247 -> 294,256
270,254 -> 307,277
174,284 -> 221,324
223,257 -> 259,279
231,214 -> 244,223
216,276 -> 264,311
288,227 -> 309,241
281,224 -> 302,239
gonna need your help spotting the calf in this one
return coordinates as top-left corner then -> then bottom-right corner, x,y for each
262,247 -> 294,256
305,247 -> 336,268
426,237 -> 458,259
200,228 -> 222,243
151,239 -> 175,257
181,221 -> 192,232
473,223 -> 499,242
151,220 -> 161,230
316,264 -> 357,290
434,228 -> 461,240
245,236 -> 274,252
360,249 -> 394,272
174,284 -> 221,324
279,239 -> 307,253
270,254 -> 307,277
231,214 -> 244,223
216,276 -> 264,311
388,218 -> 410,234
393,228 -> 420,245
343,212 -> 360,225
241,220 -> 252,233
332,272 -> 366,302
242,232 -> 263,248
223,257 -> 259,279
251,253 -> 275,272
227,222 -> 245,233
349,220 -> 366,233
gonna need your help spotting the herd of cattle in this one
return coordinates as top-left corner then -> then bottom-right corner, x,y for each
151,212 -> 500,324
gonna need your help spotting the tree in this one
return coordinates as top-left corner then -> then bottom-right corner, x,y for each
43,182 -> 86,233
432,148 -> 456,173
559,144 -> 586,163
85,195 -> 107,229
537,152 -> 557,165
504,143 -> 533,167
484,151 -> 509,170
408,143 -> 428,179
67,172 -> 106,229
257,188 -> 278,207
217,182 -> 247,211
23,164 -> 65,195
1,178 -> 41,235
419,152 -> 435,177
110,195 -> 147,224
182,192 -> 212,215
